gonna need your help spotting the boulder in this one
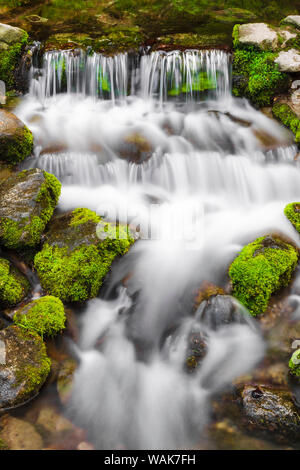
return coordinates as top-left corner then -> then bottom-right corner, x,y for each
0,257 -> 29,308
0,326 -> 51,410
0,415 -> 43,450
34,208 -> 134,302
235,23 -> 279,51
0,23 -> 28,90
275,49 -> 300,73
196,295 -> 252,329
229,235 -> 298,316
13,296 -> 66,338
0,168 -> 61,249
282,16 -> 300,30
241,384 -> 300,442
0,110 -> 33,165
118,133 -> 153,164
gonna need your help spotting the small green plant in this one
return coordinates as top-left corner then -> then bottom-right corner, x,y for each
289,349 -> 300,377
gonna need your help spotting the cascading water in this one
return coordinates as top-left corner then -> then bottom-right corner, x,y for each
15,48 -> 300,449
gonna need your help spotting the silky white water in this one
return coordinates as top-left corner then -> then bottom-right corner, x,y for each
15,49 -> 300,449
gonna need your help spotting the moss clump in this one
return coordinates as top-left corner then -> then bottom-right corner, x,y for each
0,170 -> 61,250
14,296 -> 66,338
272,103 -> 300,143
0,124 -> 33,165
232,47 -> 289,107
229,235 -> 298,316
70,207 -> 100,227
284,202 -> 300,233
0,438 -> 9,450
0,30 -> 28,90
289,349 -> 300,377
0,258 -> 29,307
34,212 -> 134,302
13,326 -> 51,398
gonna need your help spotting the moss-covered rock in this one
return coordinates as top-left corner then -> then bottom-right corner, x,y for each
0,110 -> 33,165
232,44 -> 289,107
34,208 -> 135,302
284,202 -> 300,232
0,325 -> 51,410
0,257 -> 29,308
289,349 -> 300,377
0,168 -> 61,250
229,235 -> 298,316
14,295 -> 66,338
0,23 -> 28,90
272,103 -> 300,143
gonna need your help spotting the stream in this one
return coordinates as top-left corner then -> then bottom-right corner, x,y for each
11,48 -> 300,449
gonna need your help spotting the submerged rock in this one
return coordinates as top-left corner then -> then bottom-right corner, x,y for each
34,208 -> 135,302
0,415 -> 43,450
57,357 -> 77,405
196,295 -> 251,330
0,168 -> 61,250
0,257 -> 29,308
13,296 -> 66,338
0,326 -> 51,410
241,384 -> 300,442
229,235 -> 298,316
275,49 -> 300,72
0,110 -> 33,165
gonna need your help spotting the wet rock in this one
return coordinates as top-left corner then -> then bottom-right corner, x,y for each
236,23 -> 279,51
193,281 -> 225,310
289,349 -> 300,378
13,295 -> 66,338
35,405 -> 74,438
229,235 -> 298,316
0,415 -> 43,450
118,133 -> 153,164
275,49 -> 300,73
0,257 -> 29,308
57,357 -> 77,405
185,329 -> 208,372
241,384 -> 300,442
0,168 -> 61,250
0,110 -> 33,165
25,15 -> 48,25
196,295 -> 251,330
34,208 -> 134,302
0,326 -> 51,410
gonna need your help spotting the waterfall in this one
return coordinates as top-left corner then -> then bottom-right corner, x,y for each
29,48 -> 231,103
14,45 -> 300,450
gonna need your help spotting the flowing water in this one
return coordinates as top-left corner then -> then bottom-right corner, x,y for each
14,48 -> 300,449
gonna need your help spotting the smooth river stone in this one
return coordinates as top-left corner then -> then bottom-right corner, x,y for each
275,49 -> 300,72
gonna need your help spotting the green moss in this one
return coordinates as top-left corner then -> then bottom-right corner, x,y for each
0,30 -> 28,90
232,47 -> 289,107
0,258 -> 29,307
284,202 -> 300,233
229,235 -> 298,316
70,208 -> 101,227
13,326 -> 51,397
0,438 -> 9,450
272,103 -> 300,143
0,170 -> 61,250
14,295 -> 66,338
0,124 -> 33,165
289,349 -> 300,377
34,214 -> 134,302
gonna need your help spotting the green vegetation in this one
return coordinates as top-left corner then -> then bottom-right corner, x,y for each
284,202 -> 300,233
272,103 -> 300,143
0,170 -> 61,250
289,349 -> 300,377
0,124 -> 33,166
0,258 -> 29,307
229,236 -> 298,316
232,47 -> 289,107
13,326 -> 51,398
34,210 -> 134,302
0,30 -> 28,90
14,295 -> 66,338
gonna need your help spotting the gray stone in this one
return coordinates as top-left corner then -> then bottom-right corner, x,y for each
237,23 -> 278,51
282,15 -> 300,30
275,49 -> 300,72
